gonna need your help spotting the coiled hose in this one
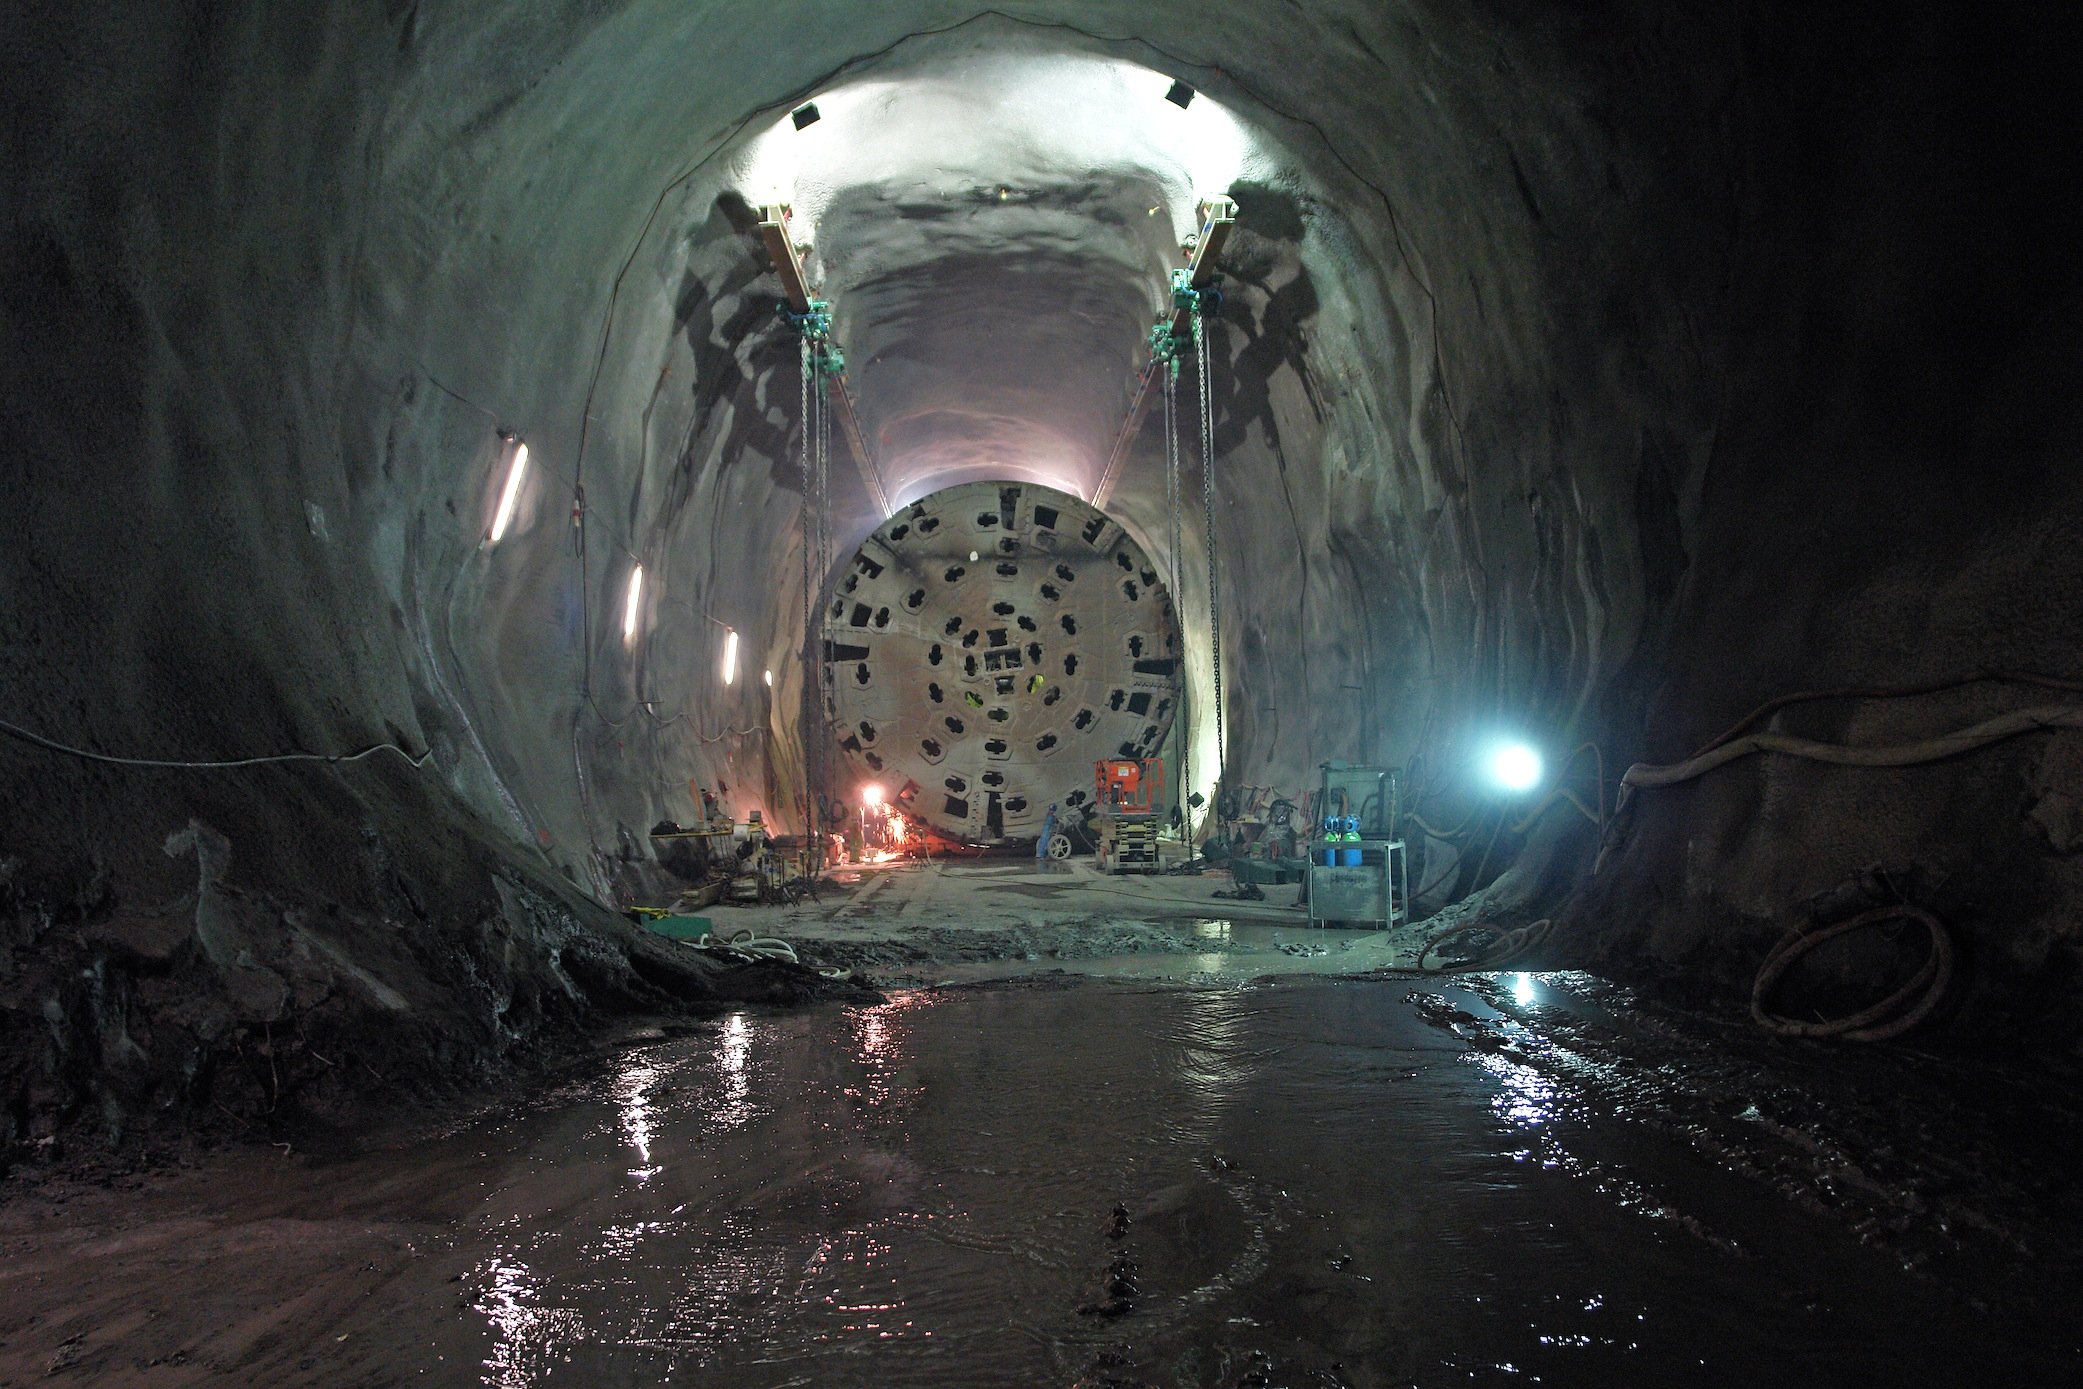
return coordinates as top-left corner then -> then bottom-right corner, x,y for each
1414,918 -> 1553,973
693,929 -> 850,979
1750,905 -> 1953,1042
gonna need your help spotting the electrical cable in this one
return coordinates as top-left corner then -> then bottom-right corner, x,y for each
0,717 -> 432,772
1408,805 -> 1488,842
1506,742 -> 1606,837
1409,803 -> 1506,905
1693,669 -> 2083,760
693,724 -> 765,745
1618,705 -> 2083,798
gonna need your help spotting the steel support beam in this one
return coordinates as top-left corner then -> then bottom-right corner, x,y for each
1089,197 -> 1237,512
758,206 -> 893,518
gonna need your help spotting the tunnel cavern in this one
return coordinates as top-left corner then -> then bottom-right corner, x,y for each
3,2 -> 2081,1383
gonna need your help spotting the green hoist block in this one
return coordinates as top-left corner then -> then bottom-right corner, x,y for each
1170,267 -> 1200,312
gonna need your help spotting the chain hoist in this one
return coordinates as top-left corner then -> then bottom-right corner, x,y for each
1162,355 -> 1192,843
798,335 -> 816,834
1192,302 -> 1226,831
784,299 -> 845,839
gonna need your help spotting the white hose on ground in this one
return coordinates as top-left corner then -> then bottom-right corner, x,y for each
725,930 -> 800,962
692,928 -> 850,979
691,930 -> 797,964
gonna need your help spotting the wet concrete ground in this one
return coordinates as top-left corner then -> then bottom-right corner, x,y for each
760,858 -> 1408,985
3,963 -> 2079,1387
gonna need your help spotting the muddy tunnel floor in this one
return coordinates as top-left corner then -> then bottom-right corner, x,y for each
3,972 -> 2078,1388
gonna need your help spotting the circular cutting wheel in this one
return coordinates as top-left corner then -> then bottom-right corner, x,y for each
822,480 -> 1182,844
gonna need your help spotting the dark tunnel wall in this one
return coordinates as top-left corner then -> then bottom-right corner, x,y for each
5,0 -> 2083,1154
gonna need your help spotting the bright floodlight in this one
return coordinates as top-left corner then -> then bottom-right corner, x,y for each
861,784 -> 884,806
622,564 -> 644,641
1485,741 -> 1543,794
722,628 -> 739,685
489,442 -> 528,543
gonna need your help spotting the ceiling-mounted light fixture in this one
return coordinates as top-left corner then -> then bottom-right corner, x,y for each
722,628 -> 740,685
488,436 -> 529,544
791,102 -> 821,130
622,564 -> 644,642
1165,80 -> 1196,109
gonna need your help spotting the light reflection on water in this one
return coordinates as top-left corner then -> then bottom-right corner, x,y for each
428,982 -> 2068,1387
1187,918 -> 1237,978
1483,1046 -> 1564,1130
611,1053 -> 663,1182
843,992 -> 932,1117
710,1012 -> 755,1131
476,1255 -> 587,1388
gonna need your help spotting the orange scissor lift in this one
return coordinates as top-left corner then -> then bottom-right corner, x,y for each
1093,758 -> 1165,874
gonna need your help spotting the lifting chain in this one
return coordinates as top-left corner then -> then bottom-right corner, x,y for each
798,336 -> 816,835
1193,304 -> 1226,831
787,295 -> 842,843
1163,356 -> 1193,844
813,352 -> 834,831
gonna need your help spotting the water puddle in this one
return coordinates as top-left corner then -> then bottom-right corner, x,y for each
6,978 -> 2078,1385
